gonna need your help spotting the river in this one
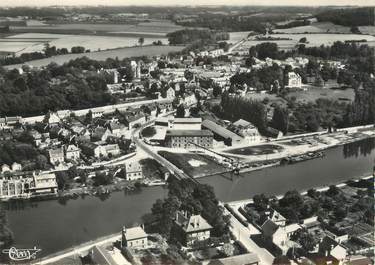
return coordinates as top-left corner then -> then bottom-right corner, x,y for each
4,137 -> 375,258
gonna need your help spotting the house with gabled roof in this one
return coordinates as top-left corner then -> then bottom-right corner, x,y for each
174,211 -> 212,247
121,225 -> 148,249
65,144 -> 80,161
48,147 -> 64,166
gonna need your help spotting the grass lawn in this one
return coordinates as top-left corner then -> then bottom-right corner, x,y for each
158,151 -> 227,177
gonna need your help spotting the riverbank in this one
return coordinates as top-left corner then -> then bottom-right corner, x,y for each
5,137 -> 374,258
30,173 -> 374,264
227,174 -> 374,209
220,125 -> 375,164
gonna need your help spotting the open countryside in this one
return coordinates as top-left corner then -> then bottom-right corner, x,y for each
0,33 -> 169,54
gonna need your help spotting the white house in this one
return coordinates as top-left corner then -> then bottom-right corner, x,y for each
65,145 -> 80,161
166,87 -> 176,100
11,162 -> 22,172
1,164 -> 10,174
286,72 -> 302,89
48,147 -> 65,166
124,161 -> 143,181
122,226 -> 148,249
232,119 -> 262,143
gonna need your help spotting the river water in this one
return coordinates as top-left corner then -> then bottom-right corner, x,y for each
5,138 -> 375,258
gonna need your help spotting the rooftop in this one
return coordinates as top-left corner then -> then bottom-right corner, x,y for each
166,130 -> 213,137
175,211 -> 212,233
123,226 -> 147,241
202,120 -> 243,141
173,117 -> 202,124
207,253 -> 260,265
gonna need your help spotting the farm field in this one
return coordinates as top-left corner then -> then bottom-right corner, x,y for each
273,22 -> 352,34
228,31 -> 251,43
4,45 -> 185,69
358,26 -> 375,36
11,20 -> 184,35
236,33 -> 375,51
1,33 -> 168,54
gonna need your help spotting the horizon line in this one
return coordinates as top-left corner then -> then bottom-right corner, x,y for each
0,4 -> 374,7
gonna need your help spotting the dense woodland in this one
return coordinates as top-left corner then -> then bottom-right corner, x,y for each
316,7 -> 375,27
0,56 -> 152,117
167,29 -> 229,45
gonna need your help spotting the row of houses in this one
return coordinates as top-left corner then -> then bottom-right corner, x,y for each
0,171 -> 58,200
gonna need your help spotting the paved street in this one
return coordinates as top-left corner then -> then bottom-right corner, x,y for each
224,208 -> 275,265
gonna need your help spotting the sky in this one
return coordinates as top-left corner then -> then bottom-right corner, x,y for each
0,0 -> 374,6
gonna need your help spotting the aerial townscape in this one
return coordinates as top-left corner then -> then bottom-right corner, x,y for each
0,2 -> 373,265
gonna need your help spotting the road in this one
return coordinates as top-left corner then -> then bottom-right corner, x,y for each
130,112 -> 197,182
226,208 -> 275,265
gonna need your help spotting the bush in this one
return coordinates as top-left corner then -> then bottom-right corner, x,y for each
141,126 -> 157,137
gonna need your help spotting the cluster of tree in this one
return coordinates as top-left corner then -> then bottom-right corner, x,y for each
344,80 -> 375,126
298,41 -> 374,63
231,63 -> 285,91
220,92 -> 267,131
288,99 -> 349,132
0,61 -> 116,117
316,7 -> 375,27
0,140 -> 48,170
0,44 -> 89,66
141,126 -> 157,137
274,19 -> 310,29
167,29 -> 229,45
271,106 -> 289,134
143,178 -> 230,240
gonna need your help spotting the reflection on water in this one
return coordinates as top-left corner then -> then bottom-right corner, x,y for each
200,137 -> 375,202
4,138 -> 375,258
343,137 -> 375,158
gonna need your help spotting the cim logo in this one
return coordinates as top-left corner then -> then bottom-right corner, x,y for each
2,247 -> 41,261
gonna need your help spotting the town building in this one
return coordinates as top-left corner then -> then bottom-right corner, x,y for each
65,145 -> 80,160
165,130 -> 213,149
11,162 -> 22,172
174,211 -> 212,247
123,161 -> 143,181
261,219 -> 301,256
30,171 -> 58,195
80,143 -> 120,158
44,112 -> 61,127
1,164 -> 10,174
172,118 -> 202,130
232,119 -> 262,143
0,175 -> 33,200
166,87 -> 176,100
121,225 -> 148,249
202,120 -> 244,146
91,127 -> 111,142
317,236 -> 347,265
286,72 -> 302,89
124,113 -> 146,129
48,147 -> 65,165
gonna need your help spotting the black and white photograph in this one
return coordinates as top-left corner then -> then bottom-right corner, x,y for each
0,0 -> 373,264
